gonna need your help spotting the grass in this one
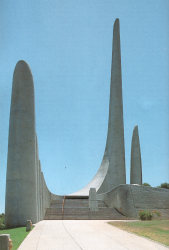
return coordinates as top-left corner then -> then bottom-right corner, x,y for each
108,220 -> 169,247
0,227 -> 30,250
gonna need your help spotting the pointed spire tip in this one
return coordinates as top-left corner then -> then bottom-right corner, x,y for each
114,18 -> 120,27
133,125 -> 139,136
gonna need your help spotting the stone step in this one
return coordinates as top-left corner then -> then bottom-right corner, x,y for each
50,199 -> 106,208
44,197 -> 126,220
51,198 -> 88,203
45,214 -> 126,220
46,207 -> 117,215
46,208 -> 90,215
44,207 -> 126,220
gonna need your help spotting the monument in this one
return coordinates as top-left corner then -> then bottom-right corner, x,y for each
72,18 -> 126,195
5,19 -> 169,227
5,61 -> 50,227
130,125 -> 142,185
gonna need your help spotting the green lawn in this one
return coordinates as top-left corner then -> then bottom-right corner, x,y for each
108,220 -> 169,247
0,227 -> 30,250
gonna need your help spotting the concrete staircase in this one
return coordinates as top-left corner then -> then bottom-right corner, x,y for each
44,196 -> 127,220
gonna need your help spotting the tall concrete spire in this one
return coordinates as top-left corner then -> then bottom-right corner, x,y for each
104,18 -> 126,186
130,125 -> 142,185
5,60 -> 38,227
71,18 -> 126,195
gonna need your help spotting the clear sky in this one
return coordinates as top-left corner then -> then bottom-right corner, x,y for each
0,0 -> 169,213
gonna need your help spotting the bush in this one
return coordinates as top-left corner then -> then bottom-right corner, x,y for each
152,210 -> 161,217
0,213 -> 5,229
139,210 -> 153,220
143,183 -> 151,187
0,223 -> 5,229
159,183 -> 169,189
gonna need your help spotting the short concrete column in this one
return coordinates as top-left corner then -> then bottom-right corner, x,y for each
0,234 -> 12,250
26,220 -> 32,232
89,188 -> 98,211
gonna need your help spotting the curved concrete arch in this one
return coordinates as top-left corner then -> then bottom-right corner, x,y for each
71,18 -> 126,195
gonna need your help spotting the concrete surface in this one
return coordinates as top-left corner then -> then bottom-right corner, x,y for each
130,126 -> 142,185
0,234 -> 10,250
71,18 -> 126,196
5,19 -> 168,229
5,61 -> 51,227
103,184 -> 169,218
89,188 -> 98,211
18,220 -> 168,250
5,60 -> 38,227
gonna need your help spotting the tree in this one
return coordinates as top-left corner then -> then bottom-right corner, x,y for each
143,183 -> 151,187
159,183 -> 169,189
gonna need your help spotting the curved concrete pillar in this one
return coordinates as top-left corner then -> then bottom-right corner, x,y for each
130,126 -> 142,185
71,18 -> 126,195
5,60 -> 38,227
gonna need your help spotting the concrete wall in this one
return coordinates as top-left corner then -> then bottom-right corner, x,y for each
103,185 -> 137,217
41,172 -> 51,218
35,136 -> 40,222
103,184 -> 169,217
131,185 -> 169,209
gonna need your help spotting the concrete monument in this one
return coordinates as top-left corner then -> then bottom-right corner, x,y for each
72,18 -> 126,195
5,61 -> 38,227
130,125 -> 142,185
5,19 -> 169,226
5,61 -> 50,227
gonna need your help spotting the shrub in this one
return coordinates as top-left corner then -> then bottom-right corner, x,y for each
139,210 -> 153,220
152,210 -> 161,217
0,223 -> 5,229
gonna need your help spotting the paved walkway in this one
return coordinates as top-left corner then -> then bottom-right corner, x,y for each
18,220 -> 168,250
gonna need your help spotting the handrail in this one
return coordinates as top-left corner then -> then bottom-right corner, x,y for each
62,196 -> 66,219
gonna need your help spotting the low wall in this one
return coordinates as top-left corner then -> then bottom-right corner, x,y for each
102,184 -> 169,218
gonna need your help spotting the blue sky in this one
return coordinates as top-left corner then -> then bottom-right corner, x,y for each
0,0 -> 169,212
